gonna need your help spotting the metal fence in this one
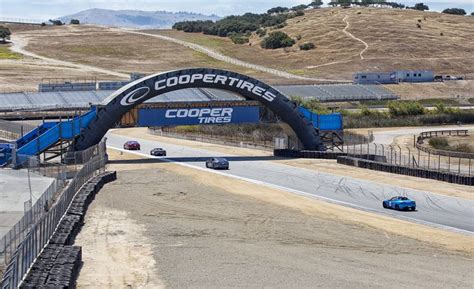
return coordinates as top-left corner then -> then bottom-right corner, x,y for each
152,128 -> 275,151
343,142 -> 472,176
0,141 -> 107,289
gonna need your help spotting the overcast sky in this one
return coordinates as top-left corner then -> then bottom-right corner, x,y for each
0,0 -> 472,20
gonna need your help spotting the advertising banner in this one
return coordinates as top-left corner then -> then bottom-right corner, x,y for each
138,106 -> 260,126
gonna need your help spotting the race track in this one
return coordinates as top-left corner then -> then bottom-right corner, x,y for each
106,132 -> 474,234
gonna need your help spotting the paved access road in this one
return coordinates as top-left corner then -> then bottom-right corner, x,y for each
106,133 -> 474,233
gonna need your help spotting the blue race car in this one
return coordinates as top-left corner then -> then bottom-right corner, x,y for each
383,196 -> 416,211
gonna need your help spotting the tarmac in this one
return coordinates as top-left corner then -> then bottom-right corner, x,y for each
0,169 -> 54,238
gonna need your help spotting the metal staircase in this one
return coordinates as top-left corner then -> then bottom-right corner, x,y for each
0,108 -> 97,167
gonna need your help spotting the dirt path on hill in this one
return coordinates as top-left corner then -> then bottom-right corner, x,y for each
342,15 -> 369,60
120,29 -> 349,83
10,34 -> 129,78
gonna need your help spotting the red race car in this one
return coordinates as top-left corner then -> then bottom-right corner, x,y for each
123,141 -> 141,150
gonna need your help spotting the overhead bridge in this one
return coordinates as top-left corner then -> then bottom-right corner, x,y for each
0,69 -> 344,166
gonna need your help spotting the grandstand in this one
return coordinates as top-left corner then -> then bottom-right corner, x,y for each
0,84 -> 398,112
276,84 -> 397,102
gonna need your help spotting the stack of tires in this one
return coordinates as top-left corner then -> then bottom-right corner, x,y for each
20,171 -> 117,288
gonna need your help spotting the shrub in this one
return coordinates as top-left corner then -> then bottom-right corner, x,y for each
299,42 -> 315,50
442,8 -> 466,15
229,33 -> 249,44
274,23 -> 287,29
70,19 -> 80,25
428,137 -> 449,149
388,101 -> 425,117
261,31 -> 295,49
256,28 -> 266,37
295,10 -> 305,17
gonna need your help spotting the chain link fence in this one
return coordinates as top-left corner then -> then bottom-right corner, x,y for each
0,141 -> 107,288
343,142 -> 472,176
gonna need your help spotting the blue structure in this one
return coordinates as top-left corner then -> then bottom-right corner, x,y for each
0,109 -> 97,166
353,70 -> 434,84
0,105 -> 343,167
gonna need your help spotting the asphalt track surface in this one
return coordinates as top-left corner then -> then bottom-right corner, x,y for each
106,132 -> 474,234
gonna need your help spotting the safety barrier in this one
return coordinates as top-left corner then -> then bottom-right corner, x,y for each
274,149 -> 347,159
19,171 -> 117,288
337,156 -> 473,186
0,142 -> 108,289
415,129 -> 474,159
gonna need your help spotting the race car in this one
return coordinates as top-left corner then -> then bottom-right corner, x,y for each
150,148 -> 167,156
383,196 -> 416,211
205,157 -> 229,170
123,141 -> 141,150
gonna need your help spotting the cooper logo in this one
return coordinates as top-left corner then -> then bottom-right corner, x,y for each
120,87 -> 150,106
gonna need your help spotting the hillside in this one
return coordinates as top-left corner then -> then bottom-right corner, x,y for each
152,7 -> 474,80
59,9 -> 220,29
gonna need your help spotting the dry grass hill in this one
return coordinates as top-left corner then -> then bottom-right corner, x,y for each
154,7 -> 474,80
1,7 -> 473,98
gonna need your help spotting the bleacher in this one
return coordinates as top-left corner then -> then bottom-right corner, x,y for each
0,82 -> 398,112
275,84 -> 398,102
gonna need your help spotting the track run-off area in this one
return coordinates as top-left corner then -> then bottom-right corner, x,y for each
105,129 -> 474,234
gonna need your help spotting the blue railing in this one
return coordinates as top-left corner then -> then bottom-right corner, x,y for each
0,108 -> 97,166
298,106 -> 343,131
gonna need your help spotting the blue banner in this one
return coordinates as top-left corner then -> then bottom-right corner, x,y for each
138,106 -> 260,126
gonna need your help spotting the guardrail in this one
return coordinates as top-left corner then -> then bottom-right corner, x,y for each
416,129 -> 474,159
0,141 -> 107,289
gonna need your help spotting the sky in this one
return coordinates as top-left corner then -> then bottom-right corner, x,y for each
0,0 -> 472,20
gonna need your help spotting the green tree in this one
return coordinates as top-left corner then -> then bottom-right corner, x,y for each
291,4 -> 308,11
308,0 -> 323,8
0,26 -> 11,42
442,8 -> 467,15
413,3 -> 429,11
70,19 -> 80,25
49,19 -> 64,26
261,31 -> 295,49
267,6 -> 289,14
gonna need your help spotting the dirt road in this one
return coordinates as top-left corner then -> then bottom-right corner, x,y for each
10,35 -> 129,78
75,149 -> 473,288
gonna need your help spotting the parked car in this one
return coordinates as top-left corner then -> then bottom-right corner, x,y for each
150,148 -> 167,156
383,196 -> 416,211
123,141 -> 141,150
205,157 -> 229,170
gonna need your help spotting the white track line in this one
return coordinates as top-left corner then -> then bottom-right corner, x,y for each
108,146 -> 473,235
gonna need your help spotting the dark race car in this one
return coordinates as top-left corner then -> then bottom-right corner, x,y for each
205,157 -> 229,170
150,148 -> 167,156
383,196 -> 416,211
123,141 -> 141,150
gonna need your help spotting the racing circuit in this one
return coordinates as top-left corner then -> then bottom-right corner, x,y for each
0,68 -> 473,288
1,69 -> 472,232
105,131 -> 473,233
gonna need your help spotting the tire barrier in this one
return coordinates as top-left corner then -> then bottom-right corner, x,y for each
273,149 -> 384,161
337,156 -> 473,186
274,149 -> 346,159
20,171 -> 117,288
